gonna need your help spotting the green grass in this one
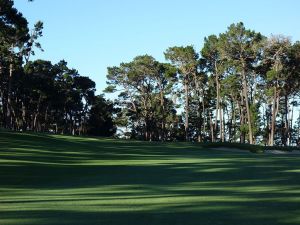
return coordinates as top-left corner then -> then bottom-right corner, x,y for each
1,131 -> 300,225
200,141 -> 300,153
199,141 -> 265,153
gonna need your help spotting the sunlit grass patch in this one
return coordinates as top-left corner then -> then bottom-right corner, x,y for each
0,131 -> 300,225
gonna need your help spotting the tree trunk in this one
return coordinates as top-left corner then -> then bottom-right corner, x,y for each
160,83 -> 165,141
44,105 -> 49,132
197,107 -> 202,142
209,115 -> 214,142
220,100 -> 224,142
21,99 -> 27,131
283,95 -> 289,146
6,62 -> 13,129
241,64 -> 253,144
270,87 -> 279,146
215,70 -> 220,142
193,73 -> 202,143
0,89 -> 6,126
202,97 -> 206,141
33,94 -> 42,132
289,101 -> 294,146
222,107 -> 226,142
237,100 -> 245,144
184,79 -> 189,141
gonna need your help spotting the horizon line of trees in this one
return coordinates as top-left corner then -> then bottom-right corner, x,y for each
2,1 -> 300,146
106,23 -> 300,146
0,0 -> 116,136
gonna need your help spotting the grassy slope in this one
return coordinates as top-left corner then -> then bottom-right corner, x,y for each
0,131 -> 300,225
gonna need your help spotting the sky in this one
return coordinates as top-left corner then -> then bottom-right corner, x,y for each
14,0 -> 300,96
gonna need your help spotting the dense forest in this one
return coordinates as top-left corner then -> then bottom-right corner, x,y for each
1,1 -> 300,146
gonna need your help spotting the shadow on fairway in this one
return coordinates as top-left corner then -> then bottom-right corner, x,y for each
1,131 -> 300,225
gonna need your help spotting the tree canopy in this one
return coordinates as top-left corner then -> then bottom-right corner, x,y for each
1,1 -> 300,146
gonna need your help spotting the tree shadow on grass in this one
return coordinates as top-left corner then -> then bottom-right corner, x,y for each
0,203 -> 299,225
1,131 -> 300,225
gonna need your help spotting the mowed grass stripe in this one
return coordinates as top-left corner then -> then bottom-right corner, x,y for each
0,131 -> 300,225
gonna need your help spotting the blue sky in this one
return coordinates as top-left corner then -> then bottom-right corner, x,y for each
15,0 -> 300,95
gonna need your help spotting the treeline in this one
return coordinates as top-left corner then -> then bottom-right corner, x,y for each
2,1 -> 300,146
0,0 -> 115,136
106,23 -> 300,146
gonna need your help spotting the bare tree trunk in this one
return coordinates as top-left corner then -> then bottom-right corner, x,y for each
241,64 -> 253,144
193,73 -> 202,143
21,99 -> 27,131
44,105 -> 48,132
222,106 -> 226,142
237,100 -> 245,144
197,107 -> 202,142
270,87 -> 279,146
0,89 -> 5,126
284,95 -> 292,146
233,102 -> 236,142
184,79 -> 189,141
215,70 -> 220,142
209,115 -> 214,142
289,101 -> 294,146
62,107 -> 67,134
160,85 -> 165,141
197,104 -> 202,143
229,100 -> 236,142
145,129 -> 148,141
72,121 -> 75,135
33,94 -> 42,132
220,100 -> 224,142
202,98 -> 206,141
6,62 -> 13,129
283,95 -> 288,146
